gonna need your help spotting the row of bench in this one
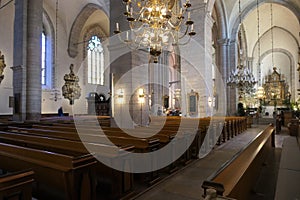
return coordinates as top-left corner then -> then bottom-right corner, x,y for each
202,124 -> 275,199
0,116 -> 247,199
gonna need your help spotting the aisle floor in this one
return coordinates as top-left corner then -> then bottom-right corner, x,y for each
132,124 -> 289,200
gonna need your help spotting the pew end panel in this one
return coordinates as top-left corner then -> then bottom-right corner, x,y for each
0,170 -> 34,200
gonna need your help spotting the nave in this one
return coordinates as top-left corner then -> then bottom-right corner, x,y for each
0,115 -> 292,200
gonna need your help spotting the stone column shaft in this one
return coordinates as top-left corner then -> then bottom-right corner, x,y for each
26,0 -> 43,121
12,0 -> 28,121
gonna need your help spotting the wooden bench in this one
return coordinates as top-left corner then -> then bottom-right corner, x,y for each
1,126 -> 162,194
0,170 -> 34,200
0,142 -> 97,200
5,126 -> 159,153
202,124 -> 275,200
0,130 -> 136,199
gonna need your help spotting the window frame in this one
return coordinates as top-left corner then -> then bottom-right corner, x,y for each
41,11 -> 55,90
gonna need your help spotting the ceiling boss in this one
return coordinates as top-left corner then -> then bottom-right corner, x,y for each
114,0 -> 196,63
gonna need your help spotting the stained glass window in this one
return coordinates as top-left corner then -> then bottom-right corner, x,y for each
87,35 -> 104,85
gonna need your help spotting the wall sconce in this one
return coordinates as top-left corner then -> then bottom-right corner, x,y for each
208,96 -> 213,107
117,89 -> 124,104
138,88 -> 145,103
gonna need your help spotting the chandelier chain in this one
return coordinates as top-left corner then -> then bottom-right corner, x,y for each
257,0 -> 261,68
226,0 -> 257,96
239,0 -> 242,26
271,2 -> 274,67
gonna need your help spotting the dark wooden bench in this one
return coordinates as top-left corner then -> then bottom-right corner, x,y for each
0,130 -> 136,199
5,126 -> 160,152
202,124 -> 275,200
1,126 -> 162,194
0,169 -> 34,200
0,142 -> 97,200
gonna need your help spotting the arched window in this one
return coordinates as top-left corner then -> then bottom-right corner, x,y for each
41,12 -> 54,89
87,35 -> 104,85
41,31 -> 46,85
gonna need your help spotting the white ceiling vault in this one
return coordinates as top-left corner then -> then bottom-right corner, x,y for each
212,0 -> 299,96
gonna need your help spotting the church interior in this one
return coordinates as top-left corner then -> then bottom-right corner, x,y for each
0,0 -> 299,199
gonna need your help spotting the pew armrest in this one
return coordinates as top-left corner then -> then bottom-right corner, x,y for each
202,180 -> 225,197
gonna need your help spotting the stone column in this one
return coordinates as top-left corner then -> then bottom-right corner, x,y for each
181,2 -> 213,117
26,0 -> 43,121
150,51 -> 169,116
227,40 -> 238,115
12,0 -> 27,121
217,38 -> 232,115
12,0 -> 42,122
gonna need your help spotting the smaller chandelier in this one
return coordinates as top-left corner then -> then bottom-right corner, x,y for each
114,0 -> 196,63
227,64 -> 257,95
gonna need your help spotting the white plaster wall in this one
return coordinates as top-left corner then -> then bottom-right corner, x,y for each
0,2 -> 14,114
41,0 -> 109,115
0,0 -> 110,116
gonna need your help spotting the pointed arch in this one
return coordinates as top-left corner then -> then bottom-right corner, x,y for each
68,3 -> 108,58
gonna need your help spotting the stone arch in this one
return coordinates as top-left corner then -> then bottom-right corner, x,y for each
68,3 -> 108,58
252,26 -> 300,53
81,25 -> 108,84
251,26 -> 298,70
230,1 -> 300,43
82,24 -> 107,59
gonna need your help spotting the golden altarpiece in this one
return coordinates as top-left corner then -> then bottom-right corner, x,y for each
263,67 -> 289,106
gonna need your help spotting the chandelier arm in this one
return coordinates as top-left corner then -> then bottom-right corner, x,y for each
118,0 -> 196,63
174,35 -> 191,46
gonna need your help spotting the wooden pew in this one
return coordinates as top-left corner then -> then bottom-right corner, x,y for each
0,130 -> 137,199
5,126 -> 160,153
1,127 -> 160,194
0,142 -> 96,200
33,124 -> 199,164
0,170 -> 34,200
202,124 -> 275,200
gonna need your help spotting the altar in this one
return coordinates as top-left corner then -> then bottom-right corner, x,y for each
262,67 -> 289,107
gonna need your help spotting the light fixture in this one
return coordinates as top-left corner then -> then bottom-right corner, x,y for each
227,0 -> 257,97
117,88 -> 124,104
138,88 -> 145,98
138,88 -> 145,103
208,96 -> 213,107
114,0 -> 196,63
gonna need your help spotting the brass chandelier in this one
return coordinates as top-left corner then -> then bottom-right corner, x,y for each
114,0 -> 196,63
227,0 -> 257,96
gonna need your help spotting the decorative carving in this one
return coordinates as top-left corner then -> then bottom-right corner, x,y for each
263,67 -> 289,106
0,51 -> 6,84
62,64 -> 81,105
